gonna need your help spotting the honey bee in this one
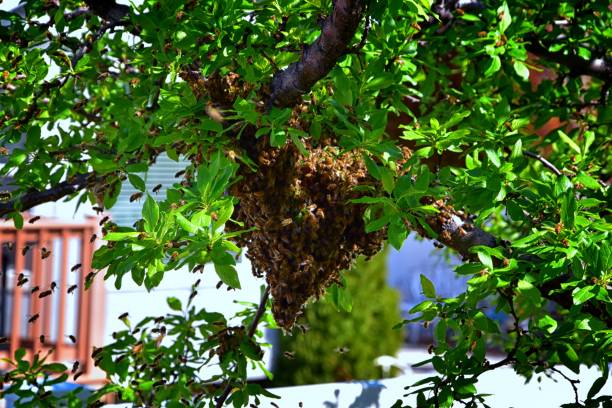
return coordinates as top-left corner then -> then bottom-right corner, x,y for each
21,245 -> 30,256
334,347 -> 349,354
68,335 -> 76,343
71,263 -> 82,272
174,169 -> 186,178
50,281 -> 56,291
271,402 -> 280,408
283,351 -> 295,359
216,281 -> 223,289
129,192 -> 143,202
99,216 -> 110,226
28,313 -> 40,323
17,277 -> 28,286
91,347 -> 104,358
41,247 -> 51,259
92,206 -> 104,214
153,184 -> 162,193
0,337 -> 7,344
39,335 -> 45,344
73,371 -> 83,381
280,218 -> 293,227
31,286 -> 40,294
90,234 -> 97,243
67,284 -> 78,294
38,290 -> 52,298
28,216 -> 41,224
118,312 -> 129,320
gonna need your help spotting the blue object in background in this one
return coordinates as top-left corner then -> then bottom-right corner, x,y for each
2,382 -> 92,407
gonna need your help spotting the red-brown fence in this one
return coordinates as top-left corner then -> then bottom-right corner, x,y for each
0,216 -> 105,383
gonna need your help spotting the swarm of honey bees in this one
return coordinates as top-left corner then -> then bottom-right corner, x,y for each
230,142 -> 386,329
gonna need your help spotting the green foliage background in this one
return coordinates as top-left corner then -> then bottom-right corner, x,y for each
273,247 -> 403,386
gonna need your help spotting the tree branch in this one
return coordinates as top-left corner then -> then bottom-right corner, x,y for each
0,173 -> 96,218
83,0 -> 130,24
523,150 -> 562,176
526,36 -> 612,83
268,0 -> 367,107
215,286 -> 270,408
419,200 -> 612,328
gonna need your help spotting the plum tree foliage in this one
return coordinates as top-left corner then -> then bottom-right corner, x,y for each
0,0 -> 610,407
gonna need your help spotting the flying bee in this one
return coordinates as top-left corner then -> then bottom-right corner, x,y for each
73,371 -> 83,381
31,286 -> 40,294
21,245 -> 30,256
67,284 -> 77,294
71,263 -> 82,272
271,403 -> 280,408
118,312 -> 129,320
92,206 -> 104,214
99,216 -> 109,226
71,361 -> 79,373
216,281 -> 223,289
129,192 -> 143,202
334,347 -> 349,354
39,335 -> 45,344
0,337 -> 8,344
28,313 -> 39,324
283,351 -> 295,360
174,169 -> 186,178
50,281 -> 56,291
152,184 -> 162,193
28,216 -> 41,224
17,277 -> 28,286
91,347 -> 104,358
67,335 -> 76,343
38,290 -> 52,298
90,233 -> 97,243
280,218 -> 292,227
41,247 -> 51,259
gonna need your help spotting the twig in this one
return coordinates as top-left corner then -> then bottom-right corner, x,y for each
549,367 -> 580,404
523,150 -> 563,176
215,286 -> 270,408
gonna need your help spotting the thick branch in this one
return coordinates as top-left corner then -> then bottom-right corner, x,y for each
269,0 -> 367,107
526,37 -> 612,83
420,201 -> 611,328
83,0 -> 130,24
0,173 -> 95,218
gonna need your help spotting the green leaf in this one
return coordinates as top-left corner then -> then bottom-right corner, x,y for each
175,213 -> 198,234
513,61 -> 530,81
388,219 -> 407,250
575,173 -> 602,190
497,2 -> 511,33
12,212 -> 23,230
166,297 -> 182,311
485,56 -> 501,77
587,365 -> 609,400
420,274 -> 436,298
142,195 -> 159,228
128,174 -> 146,192
214,264 -> 241,289
537,315 -> 557,334
43,363 -> 68,373
557,130 -> 581,155
104,231 -> 140,241
572,286 -> 595,305
270,129 -> 286,147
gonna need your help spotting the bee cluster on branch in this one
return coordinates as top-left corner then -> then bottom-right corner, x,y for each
229,141 -> 387,329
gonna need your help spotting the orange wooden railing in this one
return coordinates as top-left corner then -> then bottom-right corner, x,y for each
0,216 -> 105,382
